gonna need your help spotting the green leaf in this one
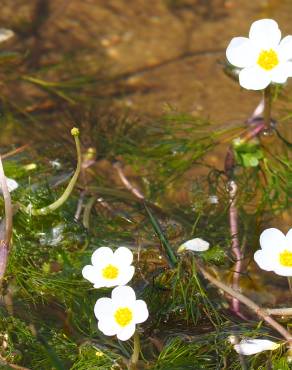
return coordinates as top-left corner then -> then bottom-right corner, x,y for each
201,245 -> 226,265
144,203 -> 177,268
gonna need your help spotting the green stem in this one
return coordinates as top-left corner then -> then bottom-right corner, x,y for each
128,331 -> 140,370
82,196 -> 96,229
25,128 -> 81,216
263,85 -> 271,128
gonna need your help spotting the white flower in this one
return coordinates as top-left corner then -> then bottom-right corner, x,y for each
177,238 -> 210,253
234,339 -> 280,355
94,285 -> 148,341
0,177 -> 18,193
82,246 -> 135,288
0,29 -> 14,43
226,19 -> 292,90
254,228 -> 292,276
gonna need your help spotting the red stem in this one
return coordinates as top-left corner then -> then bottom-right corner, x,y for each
228,180 -> 242,314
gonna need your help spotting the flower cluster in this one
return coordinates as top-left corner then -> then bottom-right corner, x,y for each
82,246 -> 148,341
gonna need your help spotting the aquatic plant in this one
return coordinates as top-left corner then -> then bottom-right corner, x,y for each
0,10 -> 291,370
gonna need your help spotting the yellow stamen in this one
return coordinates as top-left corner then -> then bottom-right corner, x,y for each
257,49 -> 279,71
114,307 -> 133,327
102,264 -> 119,279
279,250 -> 292,267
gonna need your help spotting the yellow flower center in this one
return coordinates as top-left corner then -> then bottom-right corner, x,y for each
279,250 -> 292,267
114,307 -> 133,327
257,49 -> 279,71
102,264 -> 119,279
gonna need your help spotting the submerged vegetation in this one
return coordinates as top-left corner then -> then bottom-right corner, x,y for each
0,4 -> 291,370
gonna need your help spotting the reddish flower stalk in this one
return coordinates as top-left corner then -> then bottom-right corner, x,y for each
228,180 -> 242,314
113,161 -> 145,200
225,99 -> 268,316
0,155 -> 13,282
197,262 -> 292,346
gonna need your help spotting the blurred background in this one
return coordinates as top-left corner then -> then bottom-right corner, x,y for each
1,0 -> 292,124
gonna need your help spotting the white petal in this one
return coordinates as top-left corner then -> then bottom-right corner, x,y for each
111,286 -> 136,305
98,318 -> 118,336
249,19 -> 281,49
94,276 -> 120,289
133,300 -> 149,324
117,323 -> 136,341
278,36 -> 292,61
187,238 -> 210,251
226,37 -> 258,68
286,229 -> 292,245
0,178 -> 18,193
113,247 -> 133,265
94,297 -> 113,319
260,228 -> 287,251
239,66 -> 271,90
91,247 -> 113,265
273,265 -> 292,277
254,250 -> 274,271
6,178 -> 18,192
82,265 -> 98,284
0,29 -> 14,43
270,62 -> 292,83
115,266 -> 135,286
234,339 -> 280,355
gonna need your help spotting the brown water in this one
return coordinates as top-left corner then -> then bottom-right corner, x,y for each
0,0 -> 291,222
1,0 -> 292,122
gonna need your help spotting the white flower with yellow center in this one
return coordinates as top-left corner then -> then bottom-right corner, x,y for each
226,19 -> 292,90
234,338 -> 280,355
254,228 -> 292,276
82,246 -> 135,288
94,286 -> 149,341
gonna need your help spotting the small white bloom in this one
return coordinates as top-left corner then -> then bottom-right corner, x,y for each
234,339 -> 280,355
177,238 -> 210,253
208,195 -> 219,205
0,177 -> 18,193
0,29 -> 14,43
82,246 -> 135,288
254,228 -> 292,276
94,285 -> 148,341
226,19 -> 292,90
49,160 -> 62,169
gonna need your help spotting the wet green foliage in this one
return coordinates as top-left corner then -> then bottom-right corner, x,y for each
0,104 -> 290,369
0,15 -> 291,369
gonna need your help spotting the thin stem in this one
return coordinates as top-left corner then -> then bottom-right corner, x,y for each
264,85 -> 271,128
25,128 -> 81,216
197,263 -> 292,345
288,277 -> 292,295
82,196 -> 96,229
265,308 -> 292,316
0,156 -> 13,245
0,354 -> 31,370
228,180 -> 242,315
128,331 -> 140,370
113,162 -> 145,200
0,155 -> 13,282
